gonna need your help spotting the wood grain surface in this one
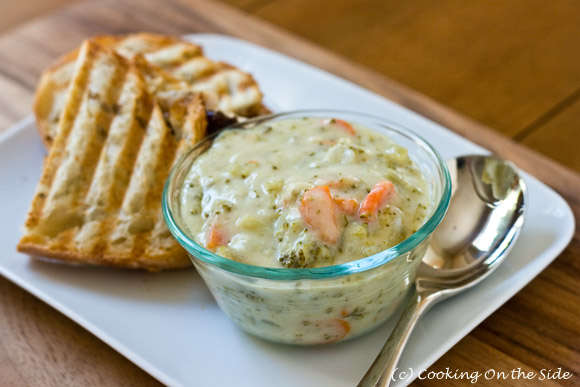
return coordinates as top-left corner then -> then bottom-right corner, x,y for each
222,0 -> 580,174
0,0 -> 578,386
0,0 -> 76,34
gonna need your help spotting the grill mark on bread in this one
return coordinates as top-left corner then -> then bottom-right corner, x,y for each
34,33 -> 266,148
24,42 -> 115,235
76,66 -> 154,255
73,54 -> 129,209
105,103 -> 175,262
135,103 -> 178,259
25,47 -> 92,231
172,56 -> 217,82
94,33 -> 188,59
35,45 -> 129,242
143,42 -> 203,69
124,95 -> 205,261
132,54 -> 188,98
144,94 -> 206,259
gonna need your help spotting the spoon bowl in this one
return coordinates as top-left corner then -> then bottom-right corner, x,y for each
359,154 -> 526,387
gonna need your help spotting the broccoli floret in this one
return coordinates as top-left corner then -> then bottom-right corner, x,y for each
278,241 -> 332,268
279,249 -> 307,268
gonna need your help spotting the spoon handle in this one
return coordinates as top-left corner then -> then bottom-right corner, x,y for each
358,288 -> 436,387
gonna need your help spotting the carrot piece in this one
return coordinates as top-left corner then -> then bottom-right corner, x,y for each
206,222 -> 230,251
334,197 -> 359,216
299,186 -> 339,244
314,318 -> 352,344
334,119 -> 356,135
246,160 -> 259,165
358,180 -> 396,223
321,118 -> 356,136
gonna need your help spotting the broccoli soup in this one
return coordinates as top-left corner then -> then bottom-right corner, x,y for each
175,116 -> 439,344
179,117 -> 430,267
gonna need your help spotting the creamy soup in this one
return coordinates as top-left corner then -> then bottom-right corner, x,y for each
179,117 -> 430,268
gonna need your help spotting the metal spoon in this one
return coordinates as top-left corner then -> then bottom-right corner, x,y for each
358,154 -> 526,387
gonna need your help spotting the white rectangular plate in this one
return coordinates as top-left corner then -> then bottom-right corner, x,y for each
0,34 -> 574,387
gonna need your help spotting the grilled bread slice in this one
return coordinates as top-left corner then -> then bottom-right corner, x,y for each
18,40 -> 207,270
34,32 -> 266,147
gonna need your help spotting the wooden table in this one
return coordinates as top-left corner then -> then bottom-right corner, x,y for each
0,0 -> 578,385
222,0 -> 580,175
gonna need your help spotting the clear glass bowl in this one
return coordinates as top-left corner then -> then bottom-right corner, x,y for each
163,110 -> 451,345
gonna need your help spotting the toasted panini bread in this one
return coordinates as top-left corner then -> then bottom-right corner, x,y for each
18,40 -> 207,270
34,33 -> 266,147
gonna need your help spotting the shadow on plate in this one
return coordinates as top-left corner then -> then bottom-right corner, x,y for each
26,256 -> 215,306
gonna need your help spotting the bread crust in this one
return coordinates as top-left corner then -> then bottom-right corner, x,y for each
17,241 -> 191,271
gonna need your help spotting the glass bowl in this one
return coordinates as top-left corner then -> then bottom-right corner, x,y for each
163,110 -> 451,345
